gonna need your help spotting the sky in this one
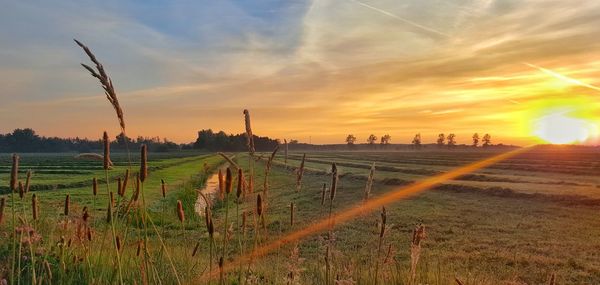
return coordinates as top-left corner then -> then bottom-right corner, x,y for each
1,0 -> 600,145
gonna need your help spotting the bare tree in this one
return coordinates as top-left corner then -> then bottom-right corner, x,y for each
447,133 -> 456,147
482,134 -> 491,147
472,133 -> 479,147
346,134 -> 357,145
412,133 -> 422,149
436,133 -> 445,147
380,134 -> 391,145
367,134 -> 378,145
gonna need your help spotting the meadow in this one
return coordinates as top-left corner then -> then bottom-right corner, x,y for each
1,146 -> 599,284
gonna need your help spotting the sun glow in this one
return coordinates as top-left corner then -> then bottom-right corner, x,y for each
533,111 -> 597,144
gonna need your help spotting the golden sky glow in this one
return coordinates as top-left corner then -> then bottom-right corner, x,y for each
1,1 -> 600,145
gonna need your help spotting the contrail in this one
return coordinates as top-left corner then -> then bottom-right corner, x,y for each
350,0 -> 450,38
524,62 -> 600,93
198,146 -> 532,280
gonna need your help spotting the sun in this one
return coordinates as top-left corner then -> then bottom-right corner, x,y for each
532,111 -> 597,144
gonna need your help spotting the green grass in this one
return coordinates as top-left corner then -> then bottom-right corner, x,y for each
1,148 -> 600,284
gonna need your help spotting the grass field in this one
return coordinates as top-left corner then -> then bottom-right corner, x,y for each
1,147 -> 599,284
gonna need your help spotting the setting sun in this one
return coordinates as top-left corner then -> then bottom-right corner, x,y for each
533,111 -> 597,144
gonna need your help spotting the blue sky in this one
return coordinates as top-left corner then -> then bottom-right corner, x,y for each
1,0 -> 600,144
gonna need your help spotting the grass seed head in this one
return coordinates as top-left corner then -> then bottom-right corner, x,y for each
236,168 -> 244,199
18,181 -> 24,199
92,177 -> 97,196
225,167 -> 233,194
64,194 -> 70,216
10,153 -> 19,192
257,194 -> 263,217
140,144 -> 148,182
177,200 -> 185,223
103,132 -> 110,170
161,179 -> 166,198
330,163 -> 338,201
24,170 -> 31,193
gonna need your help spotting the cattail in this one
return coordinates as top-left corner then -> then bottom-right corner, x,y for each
225,168 -> 233,194
87,228 -> 93,241
379,206 -> 386,238
248,175 -> 254,194
192,241 -> 200,257
92,177 -> 98,196
10,153 -> 19,192
32,194 -> 38,220
103,132 -> 110,170
330,163 -> 338,201
365,163 -> 375,201
116,235 -> 122,251
161,179 -> 166,198
136,240 -> 142,256
18,181 -> 24,199
243,109 -> 255,154
117,177 -> 122,197
256,194 -> 263,217
296,154 -> 305,190
82,206 -> 89,223
24,170 -> 31,193
218,256 -> 224,282
218,169 -> 224,200
0,198 -> 5,224
64,194 -> 70,216
205,206 -> 214,237
177,200 -> 185,223
133,174 -> 140,201
140,145 -> 147,182
120,169 -> 129,197
236,168 -> 244,200
290,202 -> 295,226
321,183 -> 327,206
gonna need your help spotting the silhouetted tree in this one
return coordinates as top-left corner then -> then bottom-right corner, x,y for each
380,134 -> 391,145
345,134 -> 357,145
367,134 -> 378,145
412,133 -> 422,149
436,133 -> 445,147
447,133 -> 456,147
482,134 -> 492,147
472,133 -> 480,147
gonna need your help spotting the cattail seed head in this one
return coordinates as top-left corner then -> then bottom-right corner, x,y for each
177,200 -> 185,223
140,145 -> 148,182
379,206 -> 386,238
120,169 -> 129,197
161,179 -> 166,198
225,168 -> 233,194
218,169 -> 224,200
103,132 -> 110,170
205,206 -> 214,237
116,235 -> 122,251
243,109 -> 255,154
24,170 -> 31,193
64,194 -> 70,216
92,177 -> 97,196
87,228 -> 93,241
10,154 -> 19,192
82,206 -> 89,223
256,194 -> 263,217
330,163 -> 338,201
290,202 -> 295,227
0,197 -> 5,225
117,177 -> 122,197
18,181 -> 24,199
32,194 -> 38,221
236,168 -> 244,199
192,241 -> 200,257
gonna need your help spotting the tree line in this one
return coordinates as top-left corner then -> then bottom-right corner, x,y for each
345,133 -> 493,148
193,129 -> 279,151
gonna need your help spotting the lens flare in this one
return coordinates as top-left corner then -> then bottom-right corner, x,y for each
533,111 -> 597,144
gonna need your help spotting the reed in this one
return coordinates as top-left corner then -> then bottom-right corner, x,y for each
364,163 -> 375,202
24,170 -> 31,193
140,145 -> 148,183
32,194 -> 38,221
74,39 -> 126,132
18,182 -> 24,199
221,167 -> 233,279
296,154 -> 305,191
243,109 -> 255,154
103,132 -> 110,170
218,169 -> 224,201
64,194 -> 70,216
